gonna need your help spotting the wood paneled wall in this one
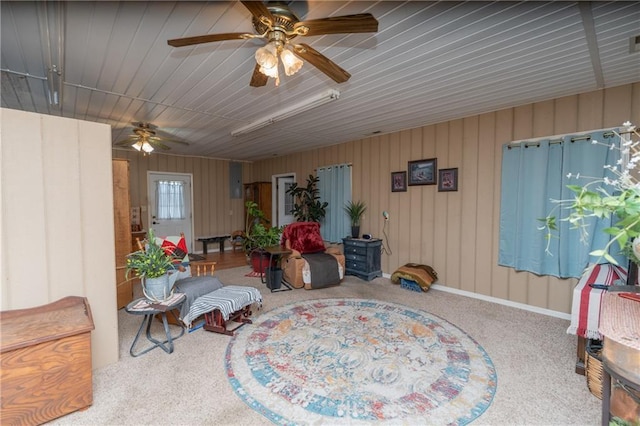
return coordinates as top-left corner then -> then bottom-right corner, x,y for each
111,151 -> 249,250
1,108 -> 119,369
252,83 -> 640,314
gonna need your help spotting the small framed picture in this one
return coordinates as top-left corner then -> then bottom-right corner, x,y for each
391,171 -> 407,192
438,168 -> 458,192
408,158 -> 437,186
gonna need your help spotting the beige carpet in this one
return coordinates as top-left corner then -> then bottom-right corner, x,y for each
48,267 -> 600,425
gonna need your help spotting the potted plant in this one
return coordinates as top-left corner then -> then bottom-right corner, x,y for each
125,228 -> 175,302
344,200 -> 367,238
286,174 -> 328,222
539,121 -> 640,281
243,201 -> 283,274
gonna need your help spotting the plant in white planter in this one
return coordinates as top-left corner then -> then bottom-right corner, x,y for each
125,228 -> 175,302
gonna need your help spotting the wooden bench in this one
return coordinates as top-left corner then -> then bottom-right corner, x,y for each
196,235 -> 231,254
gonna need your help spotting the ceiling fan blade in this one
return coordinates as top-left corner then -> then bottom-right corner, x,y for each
114,139 -> 137,146
152,141 -> 172,150
293,44 -> 351,83
250,63 -> 268,87
168,32 -> 254,47
131,121 -> 157,130
153,136 -> 190,146
241,1 -> 274,26
294,14 -> 378,36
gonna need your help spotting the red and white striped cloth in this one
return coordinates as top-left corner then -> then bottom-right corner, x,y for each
567,263 -> 628,339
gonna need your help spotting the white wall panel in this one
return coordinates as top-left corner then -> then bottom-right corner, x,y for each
1,108 -> 118,369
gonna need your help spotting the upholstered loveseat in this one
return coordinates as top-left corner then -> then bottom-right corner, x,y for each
280,222 -> 345,290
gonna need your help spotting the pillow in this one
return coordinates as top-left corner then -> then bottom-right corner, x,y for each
283,222 -> 326,254
156,235 -> 189,263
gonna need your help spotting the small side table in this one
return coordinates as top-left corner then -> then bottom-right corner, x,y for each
261,245 -> 293,292
125,293 -> 186,357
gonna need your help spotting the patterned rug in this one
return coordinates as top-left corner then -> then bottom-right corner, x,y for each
225,298 -> 497,425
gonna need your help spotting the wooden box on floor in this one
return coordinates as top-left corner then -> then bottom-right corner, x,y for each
0,296 -> 95,426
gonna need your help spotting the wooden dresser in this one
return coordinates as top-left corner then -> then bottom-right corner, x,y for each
1,297 -> 95,425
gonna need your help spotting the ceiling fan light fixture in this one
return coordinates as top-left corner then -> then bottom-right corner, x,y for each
255,43 -> 278,69
141,141 -> 154,154
280,47 -> 303,76
256,42 -> 281,85
132,140 -> 143,151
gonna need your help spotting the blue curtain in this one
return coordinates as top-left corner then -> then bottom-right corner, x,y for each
317,164 -> 351,242
499,131 -> 622,278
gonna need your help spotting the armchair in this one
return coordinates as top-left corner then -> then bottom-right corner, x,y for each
280,222 -> 345,290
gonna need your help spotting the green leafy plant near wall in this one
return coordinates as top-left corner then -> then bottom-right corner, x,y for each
539,122 -> 640,265
286,174 -> 328,222
243,201 -> 282,253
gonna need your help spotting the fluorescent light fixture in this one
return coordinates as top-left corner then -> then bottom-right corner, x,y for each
38,1 -> 65,108
231,89 -> 340,137
47,66 -> 62,106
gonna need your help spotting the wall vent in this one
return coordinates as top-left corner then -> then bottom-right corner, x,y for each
630,35 -> 640,54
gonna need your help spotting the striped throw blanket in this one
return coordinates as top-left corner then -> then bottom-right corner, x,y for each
567,264 -> 627,339
181,285 -> 262,328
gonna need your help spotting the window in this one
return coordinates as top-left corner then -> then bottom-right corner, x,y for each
156,180 -> 185,220
498,130 -> 622,278
284,181 -> 295,216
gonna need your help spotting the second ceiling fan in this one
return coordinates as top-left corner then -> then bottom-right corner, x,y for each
167,1 -> 378,87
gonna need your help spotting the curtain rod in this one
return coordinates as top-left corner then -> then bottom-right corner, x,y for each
315,163 -> 352,171
506,126 -> 632,148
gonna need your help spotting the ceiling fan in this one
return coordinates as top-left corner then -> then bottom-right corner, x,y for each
114,122 -> 189,155
167,1 -> 378,87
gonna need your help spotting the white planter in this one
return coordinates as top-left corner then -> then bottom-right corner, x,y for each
142,274 -> 173,303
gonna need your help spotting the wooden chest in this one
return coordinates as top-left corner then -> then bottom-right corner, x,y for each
1,296 -> 95,425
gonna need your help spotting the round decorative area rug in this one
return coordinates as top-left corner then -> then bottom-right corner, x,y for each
226,298 -> 496,425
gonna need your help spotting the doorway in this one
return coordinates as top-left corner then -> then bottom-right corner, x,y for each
147,172 -> 194,252
272,173 -> 296,227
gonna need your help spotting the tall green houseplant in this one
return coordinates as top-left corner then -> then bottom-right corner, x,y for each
286,174 -> 328,222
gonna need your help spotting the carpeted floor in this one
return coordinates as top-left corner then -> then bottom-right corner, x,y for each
48,266 -> 601,425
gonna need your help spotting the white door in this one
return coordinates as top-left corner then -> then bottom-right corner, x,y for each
276,175 -> 295,227
147,172 -> 194,252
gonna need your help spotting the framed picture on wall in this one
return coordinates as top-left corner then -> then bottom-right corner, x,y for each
391,171 -> 407,192
408,158 -> 437,186
438,168 -> 458,192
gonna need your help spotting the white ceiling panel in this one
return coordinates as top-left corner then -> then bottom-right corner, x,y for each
2,1 -> 639,161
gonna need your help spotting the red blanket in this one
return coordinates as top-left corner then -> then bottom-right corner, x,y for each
567,264 -> 627,339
